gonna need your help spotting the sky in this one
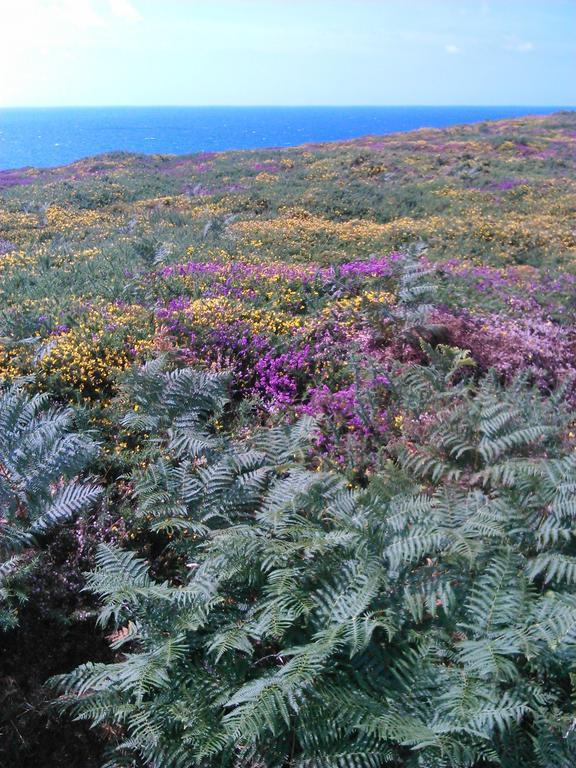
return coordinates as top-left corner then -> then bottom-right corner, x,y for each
0,0 -> 574,107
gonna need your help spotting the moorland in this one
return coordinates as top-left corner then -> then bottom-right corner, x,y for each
1,112 -> 576,767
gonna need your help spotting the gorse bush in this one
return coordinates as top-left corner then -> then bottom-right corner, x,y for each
55,353 -> 576,767
0,380 -> 101,628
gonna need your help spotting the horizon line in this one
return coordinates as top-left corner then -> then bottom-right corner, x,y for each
1,104 -> 575,110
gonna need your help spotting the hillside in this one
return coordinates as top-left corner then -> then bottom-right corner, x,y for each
1,112 -> 575,463
2,112 -> 576,768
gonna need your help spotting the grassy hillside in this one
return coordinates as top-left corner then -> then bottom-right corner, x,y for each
2,112 -> 576,768
1,111 -> 575,471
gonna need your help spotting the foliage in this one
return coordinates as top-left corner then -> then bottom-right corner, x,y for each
1,113 -> 576,472
0,380 -> 101,628
55,352 -> 576,767
2,113 -> 576,766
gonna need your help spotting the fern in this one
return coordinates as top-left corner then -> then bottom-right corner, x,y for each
55,357 -> 576,766
0,379 -> 101,628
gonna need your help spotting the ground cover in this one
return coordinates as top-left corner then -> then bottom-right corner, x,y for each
1,112 -> 576,767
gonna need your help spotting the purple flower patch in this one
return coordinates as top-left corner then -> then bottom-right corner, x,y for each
0,239 -> 16,255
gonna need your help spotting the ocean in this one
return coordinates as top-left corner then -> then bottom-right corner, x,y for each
0,105 -> 570,170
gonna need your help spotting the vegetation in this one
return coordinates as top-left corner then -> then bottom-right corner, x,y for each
0,381 -> 100,629
55,357 -> 576,768
1,112 -> 576,766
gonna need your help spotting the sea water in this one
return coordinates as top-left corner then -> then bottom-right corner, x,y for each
0,105 -> 570,170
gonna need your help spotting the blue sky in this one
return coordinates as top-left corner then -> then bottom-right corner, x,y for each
0,0 -> 574,107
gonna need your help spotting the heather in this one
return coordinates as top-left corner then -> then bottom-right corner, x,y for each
2,112 -> 576,767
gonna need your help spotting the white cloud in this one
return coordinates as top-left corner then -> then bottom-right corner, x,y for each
107,0 -> 142,22
0,0 -> 143,105
445,44 -> 461,55
504,37 -> 535,53
61,0 -> 104,28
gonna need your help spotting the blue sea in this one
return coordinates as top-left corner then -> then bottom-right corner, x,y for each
0,106 -> 571,170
